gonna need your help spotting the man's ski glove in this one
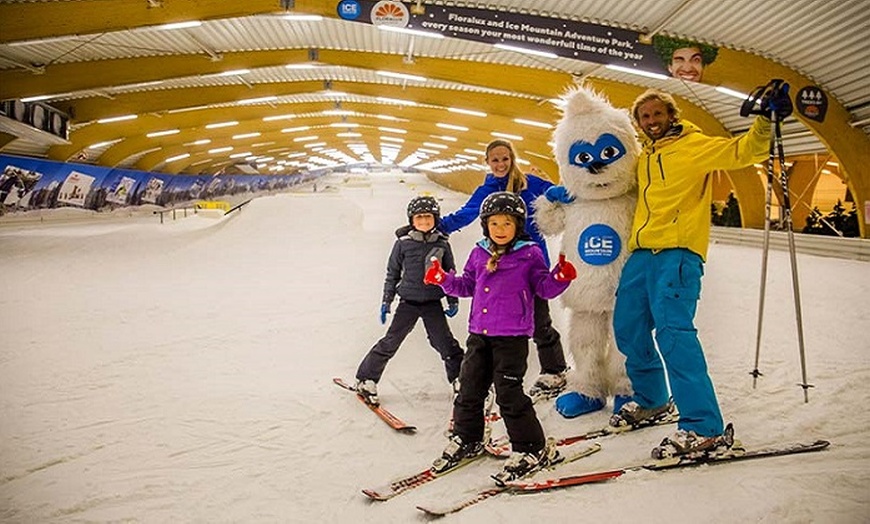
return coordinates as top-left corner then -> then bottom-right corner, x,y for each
740,79 -> 792,120
379,303 -> 390,325
424,257 -> 446,285
545,185 -> 575,204
765,82 -> 793,120
444,302 -> 459,318
553,253 -> 577,282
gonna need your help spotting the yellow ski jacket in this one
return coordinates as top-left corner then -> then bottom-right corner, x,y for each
629,117 -> 770,260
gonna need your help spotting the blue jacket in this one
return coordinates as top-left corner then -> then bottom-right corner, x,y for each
440,240 -> 569,337
440,174 -> 554,265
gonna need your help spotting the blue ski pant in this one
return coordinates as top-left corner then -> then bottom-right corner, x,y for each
612,248 -> 724,437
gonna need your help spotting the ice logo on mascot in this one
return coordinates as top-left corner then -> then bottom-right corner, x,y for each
578,223 -> 621,266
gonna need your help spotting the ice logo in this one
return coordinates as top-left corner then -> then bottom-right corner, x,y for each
337,0 -> 361,20
577,224 -> 621,265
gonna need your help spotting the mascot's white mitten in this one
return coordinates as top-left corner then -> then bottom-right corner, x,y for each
533,86 -> 640,418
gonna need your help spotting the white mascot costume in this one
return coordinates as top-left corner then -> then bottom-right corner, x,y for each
533,86 -> 640,418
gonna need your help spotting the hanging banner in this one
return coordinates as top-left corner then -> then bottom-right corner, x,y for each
337,1 -> 669,75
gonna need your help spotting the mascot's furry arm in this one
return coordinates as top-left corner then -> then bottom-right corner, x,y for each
532,190 -> 568,237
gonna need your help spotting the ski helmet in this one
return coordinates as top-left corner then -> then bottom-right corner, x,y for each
479,191 -> 526,237
407,195 -> 440,225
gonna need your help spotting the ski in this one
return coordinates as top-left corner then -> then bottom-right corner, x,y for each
415,442 -> 601,516
485,407 -> 678,458
505,439 -> 831,493
362,435 -> 509,501
332,377 -> 416,433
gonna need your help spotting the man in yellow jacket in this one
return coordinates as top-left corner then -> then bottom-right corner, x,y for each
609,88 -> 784,459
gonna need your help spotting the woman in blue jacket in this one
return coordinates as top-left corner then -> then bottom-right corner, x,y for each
439,139 -> 568,396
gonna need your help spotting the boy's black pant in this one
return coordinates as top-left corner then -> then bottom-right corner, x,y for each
356,299 -> 463,384
533,296 -> 567,375
453,334 -> 545,454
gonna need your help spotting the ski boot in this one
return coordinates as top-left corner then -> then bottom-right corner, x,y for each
492,438 -> 560,486
528,371 -> 567,401
609,399 -> 676,428
651,423 -> 736,460
432,434 -> 484,473
355,379 -> 379,406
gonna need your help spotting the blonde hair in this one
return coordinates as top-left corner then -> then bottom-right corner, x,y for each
630,89 -> 681,127
486,139 -> 527,193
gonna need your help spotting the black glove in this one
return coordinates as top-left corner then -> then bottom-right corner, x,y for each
740,79 -> 792,120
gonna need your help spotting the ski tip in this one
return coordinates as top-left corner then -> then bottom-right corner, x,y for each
362,489 -> 388,501
398,426 -> 418,434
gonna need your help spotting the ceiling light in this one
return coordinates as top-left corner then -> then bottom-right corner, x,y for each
464,148 -> 485,155
229,152 -> 252,158
491,132 -> 522,141
605,64 -> 669,80
375,114 -> 404,121
376,96 -> 418,106
304,142 -> 327,148
165,153 -> 190,163
376,71 -> 428,82
337,132 -> 362,138
377,26 -> 445,39
282,14 -> 323,21
20,95 -> 53,103
514,118 -> 552,129
437,123 -> 469,131
282,126 -> 311,133
417,148 -> 441,155
238,96 -> 278,105
379,127 -> 407,134
233,132 -> 261,140
185,139 -> 211,146
214,69 -> 250,77
146,129 -> 180,138
524,150 -> 550,160
423,142 -> 448,149
285,63 -> 319,69
381,136 -> 405,143
206,121 -> 238,129
494,43 -> 558,59
263,114 -> 296,122
448,107 -> 487,117
431,135 -> 457,142
330,123 -> 359,128
97,114 -> 138,124
155,21 -> 202,31
294,136 -> 319,142
87,140 -> 118,149
209,147 -> 233,154
715,86 -> 750,99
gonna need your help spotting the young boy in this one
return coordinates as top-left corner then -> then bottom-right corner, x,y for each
424,192 -> 577,484
354,196 -> 464,405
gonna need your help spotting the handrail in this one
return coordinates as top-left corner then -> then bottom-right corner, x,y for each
153,205 -> 196,224
225,198 -> 252,216
710,226 -> 870,261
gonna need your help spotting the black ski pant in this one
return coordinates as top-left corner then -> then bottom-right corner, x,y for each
453,334 -> 545,454
533,296 -> 567,375
356,299 -> 463,384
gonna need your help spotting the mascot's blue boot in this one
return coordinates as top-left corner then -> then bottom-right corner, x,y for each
555,392 -> 605,418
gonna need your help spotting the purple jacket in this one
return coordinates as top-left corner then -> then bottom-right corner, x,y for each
440,239 -> 570,337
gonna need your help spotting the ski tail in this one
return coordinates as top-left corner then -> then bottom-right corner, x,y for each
332,377 -> 416,433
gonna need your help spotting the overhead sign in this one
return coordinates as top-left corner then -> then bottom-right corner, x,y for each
339,1 -> 668,74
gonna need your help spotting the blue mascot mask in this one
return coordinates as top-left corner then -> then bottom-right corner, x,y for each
568,133 -> 627,174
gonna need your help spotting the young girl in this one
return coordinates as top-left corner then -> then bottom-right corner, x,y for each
354,196 -> 464,405
439,139 -> 569,398
424,192 -> 577,484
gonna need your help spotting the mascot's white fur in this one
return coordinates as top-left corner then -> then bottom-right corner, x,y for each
534,86 -> 640,417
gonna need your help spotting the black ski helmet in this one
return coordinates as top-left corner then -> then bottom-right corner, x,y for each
407,195 -> 440,226
479,191 -> 526,238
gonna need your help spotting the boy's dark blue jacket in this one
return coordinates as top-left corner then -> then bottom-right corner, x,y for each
383,226 -> 459,306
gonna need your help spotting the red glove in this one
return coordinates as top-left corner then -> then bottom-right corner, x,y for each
554,253 -> 577,282
424,257 -> 446,285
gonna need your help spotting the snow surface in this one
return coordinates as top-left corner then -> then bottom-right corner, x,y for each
1,172 -> 868,523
